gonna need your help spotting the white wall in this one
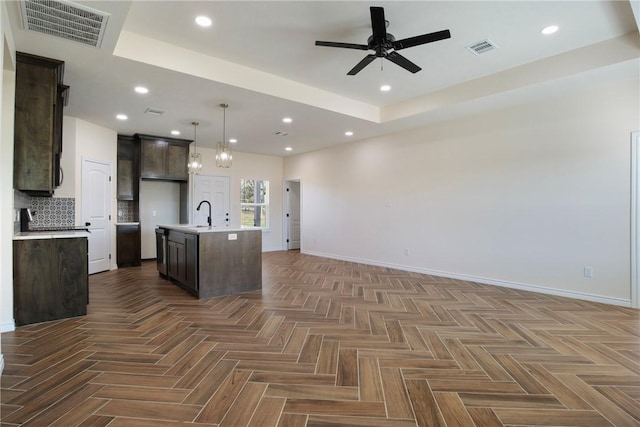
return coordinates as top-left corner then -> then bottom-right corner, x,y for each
190,149 -> 284,252
284,76 -> 640,306
65,117 -> 118,270
140,180 -> 180,259
0,2 -> 16,372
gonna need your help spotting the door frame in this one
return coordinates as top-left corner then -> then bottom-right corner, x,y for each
81,156 -> 112,274
191,174 -> 231,226
283,179 -> 302,250
631,132 -> 640,308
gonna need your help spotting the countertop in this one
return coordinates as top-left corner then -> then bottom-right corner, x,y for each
115,222 -> 140,225
14,230 -> 91,240
157,224 -> 252,234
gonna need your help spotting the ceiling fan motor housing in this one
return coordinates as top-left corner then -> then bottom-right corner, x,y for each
315,6 -> 451,75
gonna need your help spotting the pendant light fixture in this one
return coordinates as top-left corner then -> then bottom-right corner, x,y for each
188,121 -> 203,174
216,103 -> 232,168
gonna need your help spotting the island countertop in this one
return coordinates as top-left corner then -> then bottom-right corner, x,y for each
157,224 -> 254,234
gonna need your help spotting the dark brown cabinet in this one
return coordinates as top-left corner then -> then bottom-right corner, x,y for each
14,52 -> 68,196
137,134 -> 191,181
116,224 -> 141,267
167,230 -> 198,293
13,237 -> 88,326
117,135 -> 139,200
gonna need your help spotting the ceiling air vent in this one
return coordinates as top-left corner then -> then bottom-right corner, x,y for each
466,39 -> 498,55
144,107 -> 165,116
20,0 -> 109,48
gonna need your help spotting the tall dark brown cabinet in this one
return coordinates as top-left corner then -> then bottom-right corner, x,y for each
116,135 -> 141,267
13,52 -> 69,196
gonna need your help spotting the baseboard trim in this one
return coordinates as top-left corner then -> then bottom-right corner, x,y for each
0,319 -> 16,333
302,250 -> 632,308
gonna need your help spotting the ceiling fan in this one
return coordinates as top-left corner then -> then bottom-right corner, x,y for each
315,6 -> 451,75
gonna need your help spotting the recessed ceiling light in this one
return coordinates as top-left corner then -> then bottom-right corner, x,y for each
282,117 -> 292,123
171,130 -> 180,135
345,131 -> 354,136
195,16 -> 212,27
116,114 -> 128,120
285,147 -> 292,151
541,25 -> 559,35
380,85 -> 391,92
134,86 -> 148,94
229,138 -> 237,143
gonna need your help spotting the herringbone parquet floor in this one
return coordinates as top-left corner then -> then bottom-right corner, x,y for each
1,251 -> 639,426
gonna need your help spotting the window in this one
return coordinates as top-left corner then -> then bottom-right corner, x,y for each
240,179 -> 269,228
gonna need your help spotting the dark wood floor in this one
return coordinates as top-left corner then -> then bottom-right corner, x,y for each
1,251 -> 639,426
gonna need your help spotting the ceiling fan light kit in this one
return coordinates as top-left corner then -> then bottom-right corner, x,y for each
315,6 -> 451,75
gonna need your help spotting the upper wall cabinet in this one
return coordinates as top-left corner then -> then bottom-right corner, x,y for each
117,135 -> 140,200
14,52 -> 69,196
137,134 -> 191,182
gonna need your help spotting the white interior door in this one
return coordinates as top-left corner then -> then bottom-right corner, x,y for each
287,181 -> 301,250
82,158 -> 111,274
193,175 -> 230,227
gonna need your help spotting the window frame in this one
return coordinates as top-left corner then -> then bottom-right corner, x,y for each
240,178 -> 270,229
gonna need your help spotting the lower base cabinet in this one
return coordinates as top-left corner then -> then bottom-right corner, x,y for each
116,224 -> 141,267
13,237 -> 88,326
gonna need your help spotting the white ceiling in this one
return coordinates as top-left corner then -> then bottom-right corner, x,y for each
5,1 -> 639,157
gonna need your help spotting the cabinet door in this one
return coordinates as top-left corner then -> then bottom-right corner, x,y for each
57,238 -> 89,313
117,224 -> 141,267
117,136 -> 139,200
140,139 -> 167,179
117,158 -> 134,200
13,60 -> 57,193
166,144 -> 188,181
13,239 -> 55,326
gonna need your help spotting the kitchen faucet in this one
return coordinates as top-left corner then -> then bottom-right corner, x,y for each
196,200 -> 212,227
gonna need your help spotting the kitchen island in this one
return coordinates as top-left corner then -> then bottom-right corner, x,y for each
156,225 -> 261,298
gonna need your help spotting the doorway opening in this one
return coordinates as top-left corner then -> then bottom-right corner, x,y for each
192,174 -> 230,227
284,180 -> 301,250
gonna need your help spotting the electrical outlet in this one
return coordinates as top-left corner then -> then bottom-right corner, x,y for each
584,266 -> 593,278
404,248 -> 410,256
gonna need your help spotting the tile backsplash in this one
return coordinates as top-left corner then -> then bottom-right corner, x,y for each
117,200 -> 139,222
29,197 -> 76,228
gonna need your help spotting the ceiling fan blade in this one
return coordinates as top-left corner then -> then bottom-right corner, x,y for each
370,6 -> 387,45
385,51 -> 421,73
392,29 -> 451,51
315,41 -> 369,50
347,54 -> 377,75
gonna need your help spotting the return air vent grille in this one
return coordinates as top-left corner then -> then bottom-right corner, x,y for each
466,39 -> 498,55
20,0 -> 109,48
